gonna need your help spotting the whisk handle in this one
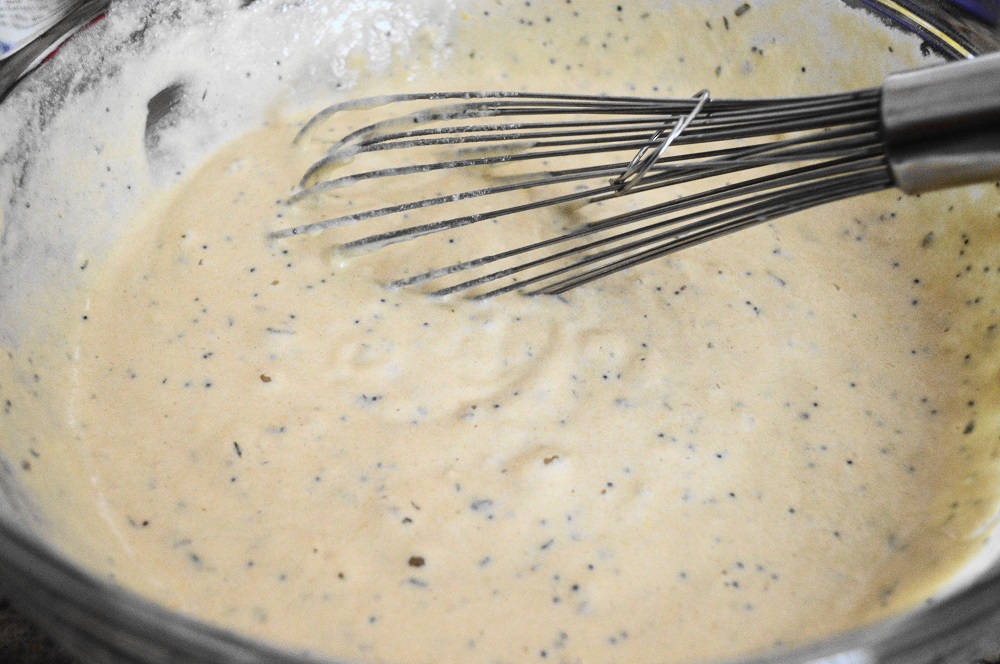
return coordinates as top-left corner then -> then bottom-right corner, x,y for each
882,51 -> 1000,194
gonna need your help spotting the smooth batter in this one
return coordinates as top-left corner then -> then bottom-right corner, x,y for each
2,1 -> 1000,663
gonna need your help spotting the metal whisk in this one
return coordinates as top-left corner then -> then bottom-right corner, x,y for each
275,53 -> 1000,298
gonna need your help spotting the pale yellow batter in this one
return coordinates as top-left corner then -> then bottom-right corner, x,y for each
2,1 -> 1000,664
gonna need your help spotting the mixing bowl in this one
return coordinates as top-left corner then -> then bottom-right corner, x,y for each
1,1 -> 999,663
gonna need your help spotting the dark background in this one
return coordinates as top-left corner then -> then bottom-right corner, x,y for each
0,598 -> 75,664
3,592 -> 999,664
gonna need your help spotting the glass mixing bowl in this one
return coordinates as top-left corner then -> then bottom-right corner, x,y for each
0,2 -> 998,663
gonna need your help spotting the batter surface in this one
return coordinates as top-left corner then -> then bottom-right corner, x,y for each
2,1 -> 1000,663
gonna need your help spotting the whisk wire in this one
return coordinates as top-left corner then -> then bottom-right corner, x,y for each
281,88 -> 892,296
284,123 -> 885,251
296,89 -> 881,188
407,156 -> 892,297
477,171 -> 893,298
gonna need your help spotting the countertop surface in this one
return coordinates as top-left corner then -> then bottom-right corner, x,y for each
0,598 -> 75,664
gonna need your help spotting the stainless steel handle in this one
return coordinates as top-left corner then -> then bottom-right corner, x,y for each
882,50 -> 1000,193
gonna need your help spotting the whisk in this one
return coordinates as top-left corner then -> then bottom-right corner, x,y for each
275,52 -> 1000,298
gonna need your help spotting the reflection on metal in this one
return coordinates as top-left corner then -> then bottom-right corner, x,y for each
851,0 -> 1000,58
806,649 -> 875,664
870,0 -> 976,56
0,0 -> 110,103
0,455 -> 41,528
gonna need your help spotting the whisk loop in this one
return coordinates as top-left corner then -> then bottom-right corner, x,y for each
275,51 -> 1000,298
610,89 -> 711,195
275,87 -> 890,297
